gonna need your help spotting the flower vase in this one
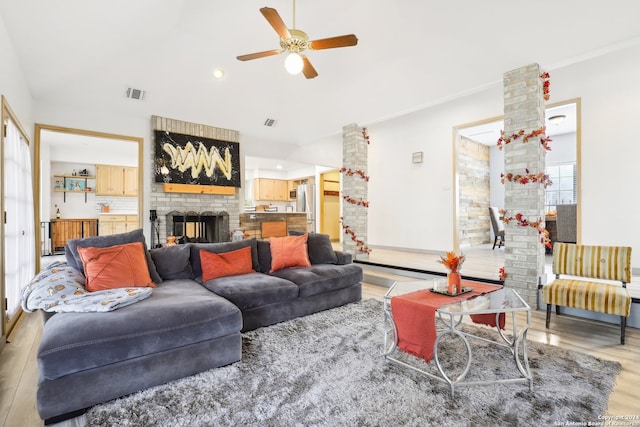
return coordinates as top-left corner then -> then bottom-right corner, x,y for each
447,272 -> 461,294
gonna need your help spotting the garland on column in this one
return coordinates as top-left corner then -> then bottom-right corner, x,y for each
498,71 -> 553,279
340,127 -> 371,254
340,167 -> 370,181
500,170 -> 552,188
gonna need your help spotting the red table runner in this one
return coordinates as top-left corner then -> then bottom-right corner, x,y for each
390,280 -> 505,362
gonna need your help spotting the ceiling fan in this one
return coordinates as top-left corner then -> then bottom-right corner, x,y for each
236,1 -> 358,79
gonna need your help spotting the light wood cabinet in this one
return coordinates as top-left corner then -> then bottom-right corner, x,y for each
99,215 -> 139,236
51,218 -> 98,253
273,180 -> 288,201
253,178 -> 289,201
122,167 -> 138,196
96,165 -> 138,197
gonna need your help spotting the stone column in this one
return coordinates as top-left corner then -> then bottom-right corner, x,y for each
503,64 -> 546,306
342,123 -> 368,257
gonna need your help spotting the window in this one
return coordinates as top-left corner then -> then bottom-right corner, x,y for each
545,163 -> 576,212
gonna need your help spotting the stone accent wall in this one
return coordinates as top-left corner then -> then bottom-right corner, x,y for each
341,123 -> 368,257
503,64 -> 546,306
458,136 -> 490,248
150,116 -> 240,246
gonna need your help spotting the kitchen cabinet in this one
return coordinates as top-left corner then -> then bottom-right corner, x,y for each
287,180 -> 297,201
253,178 -> 289,201
51,218 -> 98,253
96,165 -> 138,197
99,214 -> 139,236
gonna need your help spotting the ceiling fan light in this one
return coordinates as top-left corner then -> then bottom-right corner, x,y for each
284,52 -> 304,75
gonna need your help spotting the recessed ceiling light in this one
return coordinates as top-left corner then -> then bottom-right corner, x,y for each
276,164 -> 283,170
212,68 -> 225,79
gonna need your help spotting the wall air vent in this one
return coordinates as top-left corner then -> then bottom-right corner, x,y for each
125,87 -> 146,101
263,118 -> 277,127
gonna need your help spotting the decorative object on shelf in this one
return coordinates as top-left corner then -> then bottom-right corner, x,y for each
437,251 -> 465,294
98,202 -> 110,213
56,207 -> 61,219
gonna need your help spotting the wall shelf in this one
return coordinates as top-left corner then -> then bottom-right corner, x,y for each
53,174 -> 95,202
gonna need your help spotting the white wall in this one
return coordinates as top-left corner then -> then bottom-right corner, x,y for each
364,43 -> 640,267
366,86 -> 503,252
0,12 -> 32,136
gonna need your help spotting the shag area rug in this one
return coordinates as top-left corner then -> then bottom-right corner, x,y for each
86,299 -> 621,426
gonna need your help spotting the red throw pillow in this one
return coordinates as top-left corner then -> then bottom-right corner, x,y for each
269,234 -> 311,273
200,246 -> 255,282
77,242 -> 157,292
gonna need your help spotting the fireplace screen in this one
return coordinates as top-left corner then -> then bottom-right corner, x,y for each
166,211 -> 229,244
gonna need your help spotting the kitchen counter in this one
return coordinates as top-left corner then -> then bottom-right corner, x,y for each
240,213 -> 308,239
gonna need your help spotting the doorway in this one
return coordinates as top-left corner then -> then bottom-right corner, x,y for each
453,99 -> 581,253
1,96 -> 34,341
319,170 -> 341,241
33,125 -> 143,272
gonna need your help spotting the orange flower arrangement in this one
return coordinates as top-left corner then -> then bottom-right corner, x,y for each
438,251 -> 465,273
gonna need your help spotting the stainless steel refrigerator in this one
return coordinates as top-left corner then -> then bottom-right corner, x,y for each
296,184 -> 315,232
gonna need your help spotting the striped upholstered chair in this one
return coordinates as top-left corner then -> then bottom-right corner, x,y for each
543,243 -> 632,344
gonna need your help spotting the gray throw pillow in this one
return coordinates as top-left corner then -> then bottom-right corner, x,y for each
150,244 -> 194,280
307,233 -> 338,264
257,240 -> 272,273
288,231 -> 338,265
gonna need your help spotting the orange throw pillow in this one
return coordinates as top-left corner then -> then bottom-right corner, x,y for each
269,234 -> 311,273
77,242 -> 157,292
200,246 -> 255,282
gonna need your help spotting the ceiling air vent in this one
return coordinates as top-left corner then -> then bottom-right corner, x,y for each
125,87 -> 146,101
263,118 -> 277,127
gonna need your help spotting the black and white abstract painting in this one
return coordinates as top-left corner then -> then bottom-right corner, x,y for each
154,130 -> 241,187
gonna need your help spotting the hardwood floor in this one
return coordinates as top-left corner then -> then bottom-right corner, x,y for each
2,248 -> 638,426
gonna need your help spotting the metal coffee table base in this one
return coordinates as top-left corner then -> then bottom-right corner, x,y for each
383,297 -> 533,397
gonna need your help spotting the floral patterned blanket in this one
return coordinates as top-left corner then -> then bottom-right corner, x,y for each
22,262 -> 153,313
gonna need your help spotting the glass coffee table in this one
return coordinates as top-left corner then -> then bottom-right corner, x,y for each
383,279 -> 533,396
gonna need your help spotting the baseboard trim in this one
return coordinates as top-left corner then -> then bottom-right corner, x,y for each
354,259 -> 502,285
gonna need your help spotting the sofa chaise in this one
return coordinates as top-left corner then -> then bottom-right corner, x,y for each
25,229 -> 362,423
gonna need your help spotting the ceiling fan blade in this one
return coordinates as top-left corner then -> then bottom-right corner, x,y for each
260,7 -> 291,40
301,56 -> 318,79
236,49 -> 282,61
309,34 -> 358,50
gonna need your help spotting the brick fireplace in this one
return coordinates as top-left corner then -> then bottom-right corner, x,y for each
166,211 -> 229,244
150,116 -> 240,247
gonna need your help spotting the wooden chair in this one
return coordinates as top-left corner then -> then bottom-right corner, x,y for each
488,207 -> 505,250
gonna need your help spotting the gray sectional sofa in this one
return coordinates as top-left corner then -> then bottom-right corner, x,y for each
33,229 -> 362,423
